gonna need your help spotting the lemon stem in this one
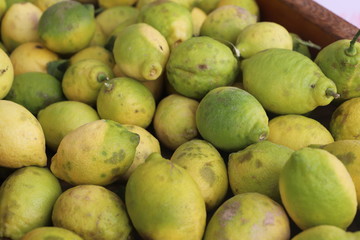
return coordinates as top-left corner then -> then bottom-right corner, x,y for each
97,73 -> 109,83
295,38 -> 321,50
345,29 -> 360,56
325,88 -> 340,99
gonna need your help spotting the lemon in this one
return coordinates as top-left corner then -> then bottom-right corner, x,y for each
0,0 -> 6,19
88,21 -> 107,47
38,1 -> 96,54
195,0 -> 220,13
203,192 -> 290,240
0,166 -> 62,239
52,185 -> 133,240
153,94 -> 199,150
0,100 -> 47,168
113,23 -> 170,81
98,0 -> 137,8
121,124 -> 161,181
62,58 -> 114,106
69,45 -> 115,69
96,77 -> 156,128
4,72 -> 65,115
125,152 -> 207,240
196,86 -> 269,152
9,42 -> 59,76
316,140 -> 360,209
28,0 -> 67,11
235,21 -> 293,58
279,147 -> 357,230
330,97 -> 360,140
0,48 -> 14,99
268,114 -> 334,150
228,140 -> 294,202
191,7 -> 207,36
200,5 -> 257,44
138,1 -> 193,50
20,226 -> 84,240
50,119 -> 139,185
166,36 -> 239,99
291,225 -> 353,240
136,0 -> 197,10
170,139 -> 228,211
1,2 -> 43,52
217,0 -> 260,19
140,73 -> 165,101
291,33 -> 312,58
37,100 -> 100,152
0,41 -> 7,53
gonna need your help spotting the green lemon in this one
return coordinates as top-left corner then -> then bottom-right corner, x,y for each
37,100 -> 100,152
196,86 -> 269,152
291,225 -> 354,240
20,226 -> 84,240
38,1 -> 96,54
279,147 -> 357,230
195,0 -> 220,13
0,166 -> 62,240
4,72 -> 65,115
166,36 -> 239,99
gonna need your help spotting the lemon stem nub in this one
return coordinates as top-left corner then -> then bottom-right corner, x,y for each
97,73 -> 109,83
104,81 -> 113,91
325,88 -> 340,99
345,29 -> 360,56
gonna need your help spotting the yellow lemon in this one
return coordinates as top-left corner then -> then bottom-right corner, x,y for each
191,7 -> 207,36
0,100 -> 47,168
268,114 -> 334,150
28,0 -> 67,11
20,227 -> 84,240
50,119 -> 139,185
279,147 -> 357,230
69,45 -> 115,69
0,48 -> 14,99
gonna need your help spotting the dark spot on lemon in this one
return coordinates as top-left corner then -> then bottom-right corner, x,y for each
101,151 -> 107,156
111,167 -> 121,174
198,64 -> 208,70
104,150 -> 125,164
238,151 -> 253,163
200,166 -> 216,186
336,151 -> 356,165
100,173 -> 107,178
255,159 -> 263,168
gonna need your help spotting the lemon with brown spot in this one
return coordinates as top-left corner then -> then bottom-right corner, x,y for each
279,147 -> 357,230
0,100 -> 46,168
50,119 -> 139,186
0,48 -> 13,99
170,139 -> 228,211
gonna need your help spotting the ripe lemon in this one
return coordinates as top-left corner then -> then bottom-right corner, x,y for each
0,48 -> 14,99
69,45 -> 115,69
228,140 -> 294,202
96,77 -> 156,128
217,0 -> 260,19
291,225 -> 354,240
268,114 -> 334,150
191,7 -> 207,36
279,147 -> 357,230
9,42 -> 59,76
330,97 -> 360,140
170,139 -> 228,211
98,0 -> 137,8
21,226 -> 83,240
28,0 -> 67,11
0,100 -> 47,168
153,94 -> 199,150
50,119 -> 140,185
37,100 -> 100,152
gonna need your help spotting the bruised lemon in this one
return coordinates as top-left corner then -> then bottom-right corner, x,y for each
50,119 -> 139,185
38,1 -> 96,54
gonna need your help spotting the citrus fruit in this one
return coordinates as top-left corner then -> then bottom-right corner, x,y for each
170,139 -> 228,211
0,166 -> 62,239
191,7 -> 207,36
121,124 -> 161,181
0,2 -> 42,52
139,73 -> 165,101
228,140 -> 294,202
235,21 -> 293,58
166,36 -> 239,99
88,21 -> 107,47
241,48 -> 339,114
316,140 -> 360,208
27,0 -> 67,11
153,94 -> 199,150
0,100 -> 47,168
279,147 -> 357,230
267,114 -> 334,150
50,119 -> 139,185
136,0 -> 197,10
113,23 -> 170,81
96,77 -> 156,128
291,33 -> 312,58
203,192 -> 290,240
0,48 -> 14,99
62,58 -> 114,106
196,86 -> 269,152
0,0 -> 6,19
52,185 -> 133,240
125,152 -> 206,240
37,100 -> 100,151
9,42 -> 59,76
138,1 -> 193,50
314,30 -> 360,100
98,0 -> 137,8
4,72 -> 65,115
38,1 -> 96,54
195,0 -> 220,13
217,0 -> 260,18
329,97 -> 360,140
291,225 -> 352,240
69,45 -> 115,69
20,226 -> 84,240
200,5 -> 257,44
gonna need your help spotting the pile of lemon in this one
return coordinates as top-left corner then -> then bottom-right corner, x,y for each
1,0 -> 360,239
